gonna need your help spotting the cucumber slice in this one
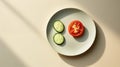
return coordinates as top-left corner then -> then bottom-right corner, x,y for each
53,20 -> 64,32
53,33 -> 65,45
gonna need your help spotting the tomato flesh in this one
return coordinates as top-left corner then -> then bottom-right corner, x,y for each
68,20 -> 84,37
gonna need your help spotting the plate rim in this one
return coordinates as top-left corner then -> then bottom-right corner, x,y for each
46,7 -> 96,56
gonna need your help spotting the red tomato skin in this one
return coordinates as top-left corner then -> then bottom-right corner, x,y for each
68,20 -> 85,37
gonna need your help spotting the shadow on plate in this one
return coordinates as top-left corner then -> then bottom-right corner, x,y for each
51,8 -> 80,20
58,22 -> 106,67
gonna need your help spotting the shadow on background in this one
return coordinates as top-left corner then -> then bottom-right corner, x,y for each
0,0 -> 29,67
1,0 -> 41,37
71,0 -> 120,35
0,39 -> 27,67
58,22 -> 106,67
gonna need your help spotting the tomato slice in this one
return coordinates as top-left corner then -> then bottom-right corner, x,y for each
68,20 -> 85,37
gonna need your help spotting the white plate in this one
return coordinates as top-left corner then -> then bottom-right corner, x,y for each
46,8 -> 96,56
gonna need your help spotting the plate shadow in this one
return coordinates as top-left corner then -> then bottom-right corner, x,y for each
58,22 -> 106,67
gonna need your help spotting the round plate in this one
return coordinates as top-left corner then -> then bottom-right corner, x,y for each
46,8 -> 96,56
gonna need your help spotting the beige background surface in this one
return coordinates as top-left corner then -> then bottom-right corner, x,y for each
0,0 -> 120,67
